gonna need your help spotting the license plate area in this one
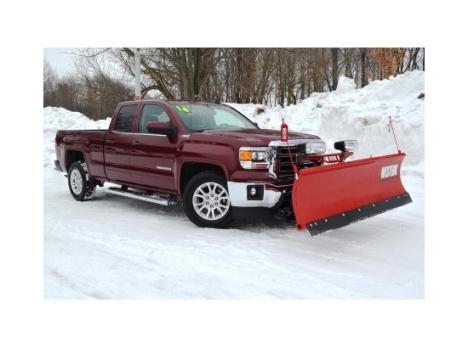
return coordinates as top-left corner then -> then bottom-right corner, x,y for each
381,164 -> 399,179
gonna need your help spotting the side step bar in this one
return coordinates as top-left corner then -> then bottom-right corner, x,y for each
106,187 -> 177,206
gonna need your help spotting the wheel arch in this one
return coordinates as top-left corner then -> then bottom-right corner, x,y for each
178,161 -> 227,195
65,149 -> 88,172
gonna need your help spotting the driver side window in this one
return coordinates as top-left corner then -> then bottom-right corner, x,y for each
139,104 -> 171,133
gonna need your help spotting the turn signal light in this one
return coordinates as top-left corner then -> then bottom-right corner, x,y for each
239,150 -> 253,161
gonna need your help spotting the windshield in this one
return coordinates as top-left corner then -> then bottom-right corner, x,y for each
171,103 -> 258,132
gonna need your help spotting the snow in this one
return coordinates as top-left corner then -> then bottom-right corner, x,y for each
43,71 -> 424,299
43,107 -> 110,168
335,75 -> 356,93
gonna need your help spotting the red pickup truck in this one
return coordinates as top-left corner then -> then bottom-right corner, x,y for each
55,100 -> 411,233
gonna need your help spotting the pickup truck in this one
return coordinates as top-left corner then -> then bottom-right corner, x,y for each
55,100 -> 326,227
55,100 -> 411,233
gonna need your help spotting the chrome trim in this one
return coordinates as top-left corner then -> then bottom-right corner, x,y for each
267,147 -> 277,179
106,187 -> 175,206
267,138 -> 325,177
136,133 -> 168,137
239,146 -> 269,151
268,138 -> 318,147
227,181 -> 281,208
239,161 -> 269,170
156,166 -> 172,171
265,182 -> 293,189
112,130 -> 167,137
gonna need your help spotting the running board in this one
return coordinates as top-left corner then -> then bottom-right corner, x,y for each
106,187 -> 177,206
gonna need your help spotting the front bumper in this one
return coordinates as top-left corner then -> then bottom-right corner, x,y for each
227,181 -> 286,208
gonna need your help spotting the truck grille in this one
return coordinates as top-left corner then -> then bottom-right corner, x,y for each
276,145 -> 302,177
275,145 -> 318,178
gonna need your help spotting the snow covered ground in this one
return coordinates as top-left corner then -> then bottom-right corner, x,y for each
43,71 -> 424,299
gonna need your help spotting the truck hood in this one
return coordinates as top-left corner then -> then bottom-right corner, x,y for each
197,128 -> 319,146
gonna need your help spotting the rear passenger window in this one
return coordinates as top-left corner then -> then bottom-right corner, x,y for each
139,104 -> 171,133
114,104 -> 137,132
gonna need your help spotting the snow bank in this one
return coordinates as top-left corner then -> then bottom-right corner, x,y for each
43,107 -> 111,168
228,71 -> 425,176
335,76 -> 356,94
43,106 -> 111,130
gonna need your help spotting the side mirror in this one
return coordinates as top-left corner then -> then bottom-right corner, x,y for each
146,121 -> 177,137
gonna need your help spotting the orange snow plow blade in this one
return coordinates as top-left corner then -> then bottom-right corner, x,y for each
292,152 -> 412,235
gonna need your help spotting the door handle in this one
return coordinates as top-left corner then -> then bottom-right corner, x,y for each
133,140 -> 142,145
107,140 -> 115,145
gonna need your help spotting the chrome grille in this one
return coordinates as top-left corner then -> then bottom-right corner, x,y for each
276,146 -> 301,177
275,145 -> 318,177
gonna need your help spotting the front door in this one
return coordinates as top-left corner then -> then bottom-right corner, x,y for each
129,103 -> 178,191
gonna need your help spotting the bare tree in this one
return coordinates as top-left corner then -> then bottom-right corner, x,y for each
43,60 -> 58,106
47,47 -> 425,114
330,48 -> 339,90
360,48 -> 368,87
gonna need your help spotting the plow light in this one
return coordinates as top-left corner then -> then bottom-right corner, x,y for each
239,147 -> 269,169
305,139 -> 326,154
334,140 -> 358,152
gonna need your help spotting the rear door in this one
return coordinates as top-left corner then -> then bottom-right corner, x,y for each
129,103 -> 178,191
104,103 -> 138,183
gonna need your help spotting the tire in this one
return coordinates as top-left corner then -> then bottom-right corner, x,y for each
183,171 -> 233,228
67,161 -> 96,201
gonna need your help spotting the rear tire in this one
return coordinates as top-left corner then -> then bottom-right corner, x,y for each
67,161 -> 96,201
183,172 -> 233,228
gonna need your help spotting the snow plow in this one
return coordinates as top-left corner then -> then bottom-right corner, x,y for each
279,117 -> 412,236
289,148 -> 411,236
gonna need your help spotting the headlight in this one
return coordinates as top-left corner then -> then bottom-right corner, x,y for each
305,139 -> 326,154
239,147 -> 269,169
334,140 -> 358,152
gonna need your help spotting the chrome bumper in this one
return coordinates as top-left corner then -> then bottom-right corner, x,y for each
227,181 -> 282,208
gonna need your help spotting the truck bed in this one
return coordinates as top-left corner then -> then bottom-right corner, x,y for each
55,129 -> 108,177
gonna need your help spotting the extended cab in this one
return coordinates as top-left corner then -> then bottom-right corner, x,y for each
55,100 -> 329,228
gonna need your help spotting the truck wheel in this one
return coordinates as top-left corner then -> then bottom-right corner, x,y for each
67,161 -> 96,201
183,172 -> 233,228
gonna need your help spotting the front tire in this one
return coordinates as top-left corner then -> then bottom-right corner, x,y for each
67,161 -> 96,201
183,172 -> 233,228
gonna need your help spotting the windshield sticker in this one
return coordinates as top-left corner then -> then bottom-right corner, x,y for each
176,105 -> 191,113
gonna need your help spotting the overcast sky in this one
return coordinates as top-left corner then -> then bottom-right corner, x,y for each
44,48 -> 76,76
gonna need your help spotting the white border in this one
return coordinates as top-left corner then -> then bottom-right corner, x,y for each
1,1 -> 468,347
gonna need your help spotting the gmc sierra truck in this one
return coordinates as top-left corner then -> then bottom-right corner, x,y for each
55,100 -> 411,233
55,100 -> 332,228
